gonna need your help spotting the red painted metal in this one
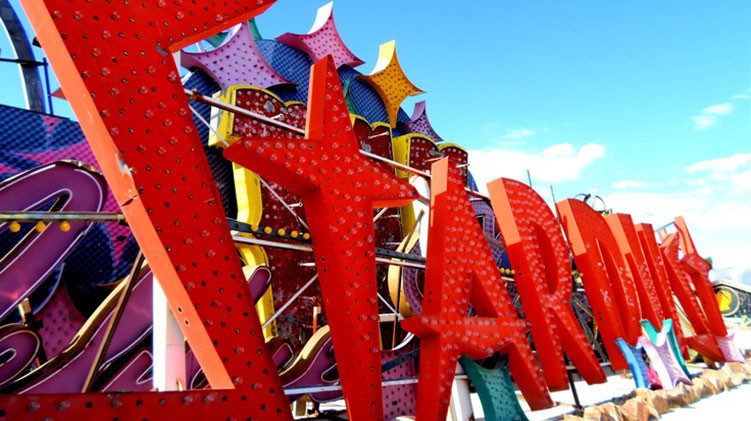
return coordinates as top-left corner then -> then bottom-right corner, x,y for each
556,200 -> 641,371
673,217 -> 727,337
401,159 -> 552,421
5,0 -> 294,419
403,135 -> 442,175
352,118 -> 404,251
635,223 -> 688,358
400,135 -> 468,185
660,232 -> 724,361
224,55 -> 419,421
5,0 -> 736,418
226,86 -> 319,351
352,117 -> 407,347
487,178 -> 605,391
437,145 -> 469,185
606,214 -> 665,330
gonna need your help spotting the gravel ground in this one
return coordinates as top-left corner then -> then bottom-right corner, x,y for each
658,382 -> 751,421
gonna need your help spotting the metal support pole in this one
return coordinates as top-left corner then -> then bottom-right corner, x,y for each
449,363 -> 474,421
42,58 -> 53,115
232,235 -> 428,269
0,211 -> 125,222
566,368 -> 583,409
262,274 -> 318,329
283,375 -> 469,396
82,252 -> 145,392
152,276 -> 186,391
172,52 -> 181,71
0,0 -> 45,112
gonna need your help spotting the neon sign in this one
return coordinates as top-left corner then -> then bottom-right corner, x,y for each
0,0 -> 741,420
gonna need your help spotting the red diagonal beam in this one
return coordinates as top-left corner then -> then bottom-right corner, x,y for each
4,0 -> 292,418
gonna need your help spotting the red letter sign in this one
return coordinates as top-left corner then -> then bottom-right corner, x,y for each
660,232 -> 724,360
606,214 -> 665,329
6,0 -> 293,418
487,178 -> 605,390
224,55 -> 418,420
659,218 -> 742,362
635,223 -> 688,357
674,217 -> 728,340
557,200 -> 641,370
402,159 -> 552,421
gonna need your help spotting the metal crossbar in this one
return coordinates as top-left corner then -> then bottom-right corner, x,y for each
185,88 -> 489,200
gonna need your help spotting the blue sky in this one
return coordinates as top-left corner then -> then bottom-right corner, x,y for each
1,1 -> 750,282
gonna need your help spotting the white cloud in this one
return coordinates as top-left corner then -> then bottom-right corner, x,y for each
603,191 -> 751,282
604,191 -> 703,227
692,102 -> 734,130
468,142 -> 606,192
687,153 -> 751,190
732,88 -> 751,99
602,152 -> 751,283
500,129 -> 535,140
611,180 -> 647,189
687,153 -> 751,173
692,115 -> 716,130
701,103 -> 733,115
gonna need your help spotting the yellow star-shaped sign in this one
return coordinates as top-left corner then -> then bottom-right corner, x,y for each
359,41 -> 424,127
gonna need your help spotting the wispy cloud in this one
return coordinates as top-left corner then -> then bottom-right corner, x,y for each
468,142 -> 606,192
691,115 -> 716,130
732,88 -> 751,99
692,102 -> 734,130
701,103 -> 733,115
602,152 -> 751,283
687,153 -> 751,173
687,153 -> 751,190
611,180 -> 647,189
499,128 -> 535,140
